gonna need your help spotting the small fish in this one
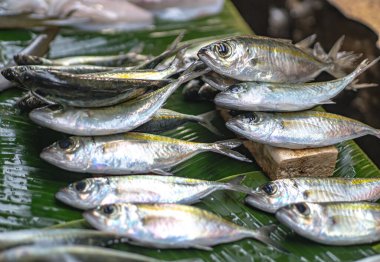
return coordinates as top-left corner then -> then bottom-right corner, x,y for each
226,111 -> 380,149
198,35 -> 360,82
134,108 -> 222,135
29,63 -> 209,135
16,92 -> 48,112
40,132 -> 251,175
84,203 -> 283,251
215,57 -> 379,111
276,202 -> 380,245
56,175 -> 253,209
202,71 -> 240,91
0,228 -> 122,250
6,64 -> 120,74
245,177 -> 380,213
0,245 -> 161,262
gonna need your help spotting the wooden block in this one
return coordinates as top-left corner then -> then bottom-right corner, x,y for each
219,108 -> 339,180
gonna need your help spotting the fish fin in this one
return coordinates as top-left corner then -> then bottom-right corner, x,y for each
30,90 -> 56,105
197,110 -> 224,136
370,129 -> 380,139
295,34 -> 317,50
340,57 -> 380,89
209,139 -> 252,162
254,225 -> 288,253
221,175 -> 255,195
346,80 -> 378,91
151,169 -> 173,176
167,47 -> 187,74
217,174 -> 246,184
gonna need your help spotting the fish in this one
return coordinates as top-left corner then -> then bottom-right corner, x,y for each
215,57 -> 379,111
83,203 -> 284,251
276,202 -> 380,245
5,64 -> 119,74
226,111 -> 380,149
2,66 -> 170,108
40,132 -> 251,175
198,35 -> 360,82
0,245 -> 161,262
29,62 -> 210,135
55,175 -> 254,210
245,177 -> 380,213
0,228 -> 123,250
16,92 -> 48,113
202,71 -> 240,91
134,108 -> 222,135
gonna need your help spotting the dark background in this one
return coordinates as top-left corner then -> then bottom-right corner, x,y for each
232,0 -> 380,167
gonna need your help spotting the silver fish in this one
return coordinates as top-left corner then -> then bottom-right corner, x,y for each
29,63 -> 208,135
215,57 -> 379,111
245,177 -> 380,213
276,202 -> 380,245
202,71 -> 240,91
56,175 -> 253,209
226,111 -> 380,149
0,245 -> 160,262
198,35 -> 360,82
83,203 -> 284,251
134,108 -> 222,135
40,132 -> 251,175
0,228 -> 122,250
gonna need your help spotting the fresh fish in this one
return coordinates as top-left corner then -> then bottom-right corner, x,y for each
215,58 -> 379,111
202,71 -> 240,91
198,83 -> 219,100
40,132 -> 251,175
226,111 -> 380,149
56,175 -> 253,209
29,63 -> 209,135
198,35 -> 360,82
276,202 -> 380,245
16,92 -> 48,112
0,228 -> 122,250
134,108 -> 222,135
245,177 -> 380,213
84,203 -> 283,251
0,245 -> 160,262
2,67 -> 170,108
5,64 -> 118,74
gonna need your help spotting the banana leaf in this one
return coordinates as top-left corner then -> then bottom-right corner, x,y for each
0,1 -> 379,261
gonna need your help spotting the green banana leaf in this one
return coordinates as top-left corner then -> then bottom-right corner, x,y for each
0,1 -> 379,261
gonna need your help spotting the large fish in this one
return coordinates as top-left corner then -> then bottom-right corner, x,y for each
29,63 -> 208,135
198,35 -> 360,82
83,203 -> 284,251
40,132 -> 251,175
245,177 -> 380,213
56,175 -> 253,209
226,111 -> 380,149
215,58 -> 379,111
276,202 -> 380,245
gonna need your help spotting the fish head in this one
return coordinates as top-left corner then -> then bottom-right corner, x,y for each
29,105 -> 73,131
276,202 -> 326,239
226,112 -> 277,141
214,83 -> 248,107
84,203 -> 140,235
40,136 -> 92,172
198,38 -> 255,80
1,66 -> 27,83
56,177 -> 110,210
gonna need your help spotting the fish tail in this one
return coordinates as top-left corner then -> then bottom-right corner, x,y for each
208,139 -> 252,162
197,110 -> 224,136
344,57 -> 380,90
370,128 -> 380,139
250,224 -> 288,253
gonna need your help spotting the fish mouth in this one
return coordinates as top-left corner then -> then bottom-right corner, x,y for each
83,211 -> 103,231
1,68 -> 19,82
225,119 -> 243,134
29,108 -> 53,127
214,93 -> 238,109
275,206 -> 297,228
245,194 -> 276,214
55,190 -> 78,208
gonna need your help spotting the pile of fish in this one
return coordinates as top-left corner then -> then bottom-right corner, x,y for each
1,28 -> 380,260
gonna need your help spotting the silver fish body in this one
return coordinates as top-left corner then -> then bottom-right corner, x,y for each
276,202 -> 380,245
84,203 -> 283,250
40,132 -> 251,175
56,175 -> 253,210
215,58 -> 379,111
245,177 -> 380,213
226,111 -> 380,149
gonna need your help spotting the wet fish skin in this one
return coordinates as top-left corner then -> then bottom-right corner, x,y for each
6,64 -> 121,74
215,57 -> 379,111
0,245 -> 160,262
202,71 -> 240,91
226,111 -> 380,149
0,228 -> 121,251
245,177 -> 380,213
29,64 -> 209,135
276,202 -> 380,245
40,132 -> 251,175
198,35 -> 358,82
56,175 -> 254,210
84,203 -> 283,251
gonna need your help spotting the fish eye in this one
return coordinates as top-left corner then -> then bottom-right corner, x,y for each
244,113 -> 260,124
74,181 -> 87,192
214,42 -> 232,58
102,205 -> 114,215
295,203 -> 310,216
229,85 -> 243,93
261,183 -> 277,195
58,138 -> 74,150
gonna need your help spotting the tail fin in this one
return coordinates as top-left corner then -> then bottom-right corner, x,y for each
208,139 -> 252,162
250,225 -> 288,253
196,110 -> 224,136
342,57 -> 380,89
295,34 -> 317,53
370,128 -> 380,139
